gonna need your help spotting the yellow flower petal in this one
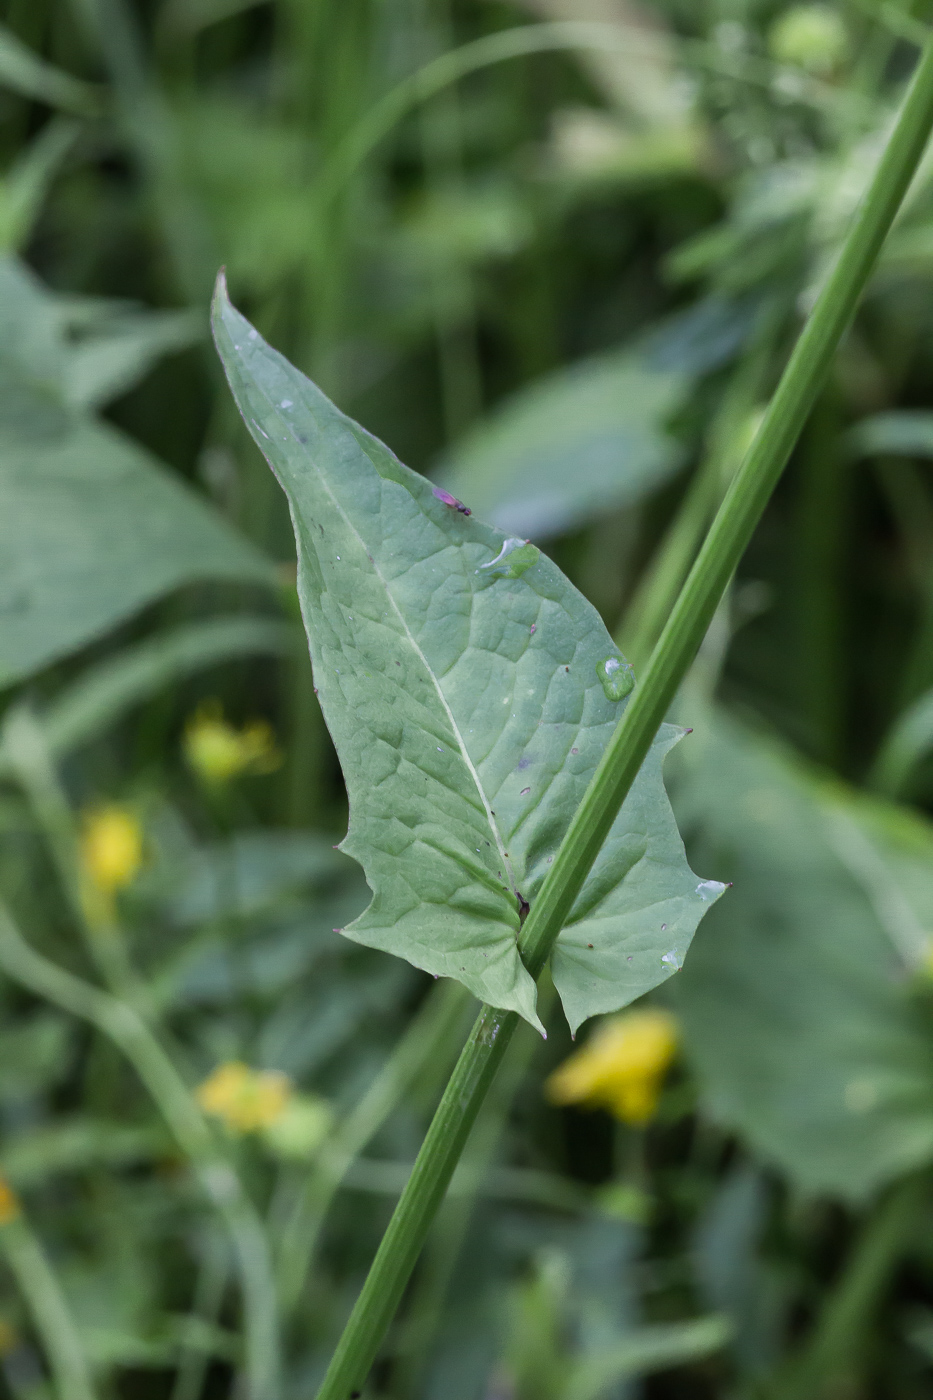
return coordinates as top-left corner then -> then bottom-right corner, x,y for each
546,1008 -> 679,1125
197,1061 -> 293,1134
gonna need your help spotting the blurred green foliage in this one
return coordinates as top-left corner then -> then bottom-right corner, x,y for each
5,1 -> 933,1398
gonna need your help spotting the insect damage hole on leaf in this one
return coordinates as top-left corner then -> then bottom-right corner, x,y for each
211,272 -> 725,1034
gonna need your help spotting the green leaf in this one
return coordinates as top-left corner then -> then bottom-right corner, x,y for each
435,346 -> 688,540
213,275 -> 720,1031
0,419 -> 274,687
869,684 -> 933,796
672,710 -> 933,1200
166,830 -> 351,925
565,1317 -> 731,1400
63,306 -> 203,411
0,118 -> 80,253
0,23 -> 100,115
847,409 -> 933,459
0,257 -> 275,686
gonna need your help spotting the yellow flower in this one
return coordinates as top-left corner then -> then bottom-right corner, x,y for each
0,1176 -> 20,1226
196,1061 -> 292,1134
80,805 -> 143,894
546,1009 -> 679,1125
183,702 -> 281,785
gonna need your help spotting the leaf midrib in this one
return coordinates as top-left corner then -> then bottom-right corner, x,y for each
247,361 -> 519,907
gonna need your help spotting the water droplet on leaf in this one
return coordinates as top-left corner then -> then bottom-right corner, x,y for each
661,950 -> 680,970
696,879 -> 726,901
596,655 -> 635,701
478,537 -> 540,579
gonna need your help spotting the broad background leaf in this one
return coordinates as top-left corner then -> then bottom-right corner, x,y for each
434,298 -> 753,541
212,276 -> 722,1031
0,257 -> 275,686
671,710 -> 933,1201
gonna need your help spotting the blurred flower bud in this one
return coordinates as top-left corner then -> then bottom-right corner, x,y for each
769,6 -> 848,77
183,701 -> 280,784
546,1008 -> 679,1125
197,1061 -> 292,1134
80,805 -> 143,895
261,1093 -> 334,1161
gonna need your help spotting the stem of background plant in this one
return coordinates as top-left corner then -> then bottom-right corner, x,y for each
0,903 -> 282,1400
1,705 -> 145,1002
315,21 -> 861,213
170,1232 -> 231,1400
0,1205 -> 98,1400
314,37 -> 933,1400
776,1175 -> 924,1400
67,0 -> 216,301
620,299 -> 783,669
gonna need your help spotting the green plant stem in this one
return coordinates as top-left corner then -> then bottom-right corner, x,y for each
170,1233 -> 231,1400
1,705 -> 145,1001
67,0 -> 216,301
314,21 -> 862,213
776,1176 -> 924,1399
0,1213 -> 98,1400
276,977 -> 473,1312
0,902 -> 281,1400
391,992 -> 551,1399
313,36 -> 933,1400
620,300 -> 781,668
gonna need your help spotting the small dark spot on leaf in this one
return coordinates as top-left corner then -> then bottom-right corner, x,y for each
517,755 -> 531,770
521,786 -> 530,795
571,747 -> 578,754
298,435 -> 308,444
587,943 -> 594,949
565,666 -> 570,672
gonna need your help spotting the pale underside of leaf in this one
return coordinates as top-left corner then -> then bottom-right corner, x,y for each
212,274 -> 723,1031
